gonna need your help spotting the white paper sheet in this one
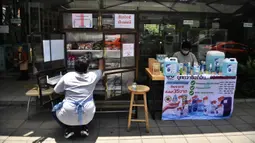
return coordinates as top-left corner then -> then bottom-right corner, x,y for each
122,43 -> 134,57
51,40 -> 65,61
43,40 -> 51,62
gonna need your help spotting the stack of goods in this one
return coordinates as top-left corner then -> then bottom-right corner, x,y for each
160,51 -> 238,76
66,41 -> 103,50
148,58 -> 161,75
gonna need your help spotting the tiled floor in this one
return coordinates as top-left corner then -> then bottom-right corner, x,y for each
0,103 -> 255,143
0,79 -> 255,143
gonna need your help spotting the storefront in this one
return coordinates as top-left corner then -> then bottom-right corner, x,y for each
1,0 -> 255,113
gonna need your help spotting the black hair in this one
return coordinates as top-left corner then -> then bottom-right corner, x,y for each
74,56 -> 90,74
181,41 -> 192,50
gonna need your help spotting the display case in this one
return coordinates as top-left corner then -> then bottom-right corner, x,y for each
62,11 -> 137,110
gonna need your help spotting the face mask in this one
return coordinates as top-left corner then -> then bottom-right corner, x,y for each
181,50 -> 189,55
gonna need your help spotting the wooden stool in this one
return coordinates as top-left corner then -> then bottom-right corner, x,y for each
127,85 -> 150,132
25,86 -> 54,119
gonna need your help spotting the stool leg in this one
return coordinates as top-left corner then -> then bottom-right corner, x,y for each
127,93 -> 134,131
27,96 -> 32,120
49,95 -> 54,108
143,93 -> 149,133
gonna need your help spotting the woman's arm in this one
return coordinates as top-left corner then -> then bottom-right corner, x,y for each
98,58 -> 105,72
54,76 -> 65,94
93,58 -> 105,83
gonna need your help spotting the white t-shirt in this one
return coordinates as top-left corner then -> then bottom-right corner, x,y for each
54,70 -> 102,125
173,51 -> 198,65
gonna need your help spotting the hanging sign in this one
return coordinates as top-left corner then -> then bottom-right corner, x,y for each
162,75 -> 236,120
11,18 -> 22,24
122,43 -> 134,57
243,23 -> 253,28
183,20 -> 194,25
212,22 -> 220,29
114,14 -> 135,29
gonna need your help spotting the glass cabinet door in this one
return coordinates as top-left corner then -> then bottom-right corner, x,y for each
104,34 -> 135,70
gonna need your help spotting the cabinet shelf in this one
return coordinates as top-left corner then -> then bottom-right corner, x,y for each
67,50 -> 121,58
67,50 -> 103,53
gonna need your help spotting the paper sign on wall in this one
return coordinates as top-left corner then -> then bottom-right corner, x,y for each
72,13 -> 93,28
114,14 -> 135,29
122,43 -> 134,57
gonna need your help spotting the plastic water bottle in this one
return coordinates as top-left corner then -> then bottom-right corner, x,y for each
215,62 -> 220,75
132,82 -> 137,90
187,62 -> 191,75
71,56 -> 75,68
68,56 -> 72,68
209,63 -> 212,74
200,62 -> 204,74
179,63 -> 183,75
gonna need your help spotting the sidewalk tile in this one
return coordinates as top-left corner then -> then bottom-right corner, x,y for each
100,119 -> 119,128
1,120 -> 24,129
156,120 -> 176,127
234,124 -> 255,134
236,103 -> 253,109
96,140 -> 119,143
227,135 -> 253,143
186,137 -> 209,143
243,109 -> 255,116
139,119 -> 158,128
240,116 -> 255,124
175,120 -> 194,127
160,126 -> 183,138
4,141 -> 27,143
119,139 -> 142,143
0,136 -> 8,141
233,109 -> 249,116
198,125 -> 224,137
119,128 -> 141,140
88,119 -> 100,129
142,138 -> 165,143
19,120 -> 43,129
140,127 -> 162,138
5,136 -> 30,141
211,119 -> 230,126
40,120 -> 61,129
179,127 -> 203,137
227,116 -> 246,125
119,119 -> 138,128
98,128 -> 119,140
245,134 -> 255,142
0,129 -> 15,137
192,120 -> 212,126
165,137 -> 187,143
207,136 -> 231,143
216,125 -> 243,136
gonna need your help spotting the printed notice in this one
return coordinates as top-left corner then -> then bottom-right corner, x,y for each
122,43 -> 134,57
114,14 -> 135,29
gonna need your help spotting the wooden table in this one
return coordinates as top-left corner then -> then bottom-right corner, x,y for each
145,68 -> 164,81
145,68 -> 165,120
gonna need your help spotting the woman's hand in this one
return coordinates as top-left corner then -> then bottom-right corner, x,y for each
98,58 -> 105,71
